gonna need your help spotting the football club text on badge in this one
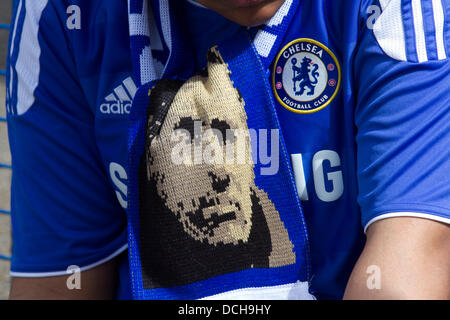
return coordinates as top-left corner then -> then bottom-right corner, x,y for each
273,38 -> 341,114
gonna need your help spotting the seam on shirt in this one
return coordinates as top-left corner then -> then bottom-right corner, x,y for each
10,244 -> 128,278
364,211 -> 450,233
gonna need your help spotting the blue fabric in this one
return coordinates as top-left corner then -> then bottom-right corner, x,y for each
6,0 -> 449,300
421,0 -> 439,60
355,18 -> 450,226
127,0 -> 450,299
402,0 -> 419,62
180,2 -> 242,70
7,1 -> 129,274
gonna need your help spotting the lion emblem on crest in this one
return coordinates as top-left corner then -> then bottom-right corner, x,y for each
291,57 -> 320,96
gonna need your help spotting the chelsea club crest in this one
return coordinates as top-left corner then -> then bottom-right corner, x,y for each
273,38 -> 341,114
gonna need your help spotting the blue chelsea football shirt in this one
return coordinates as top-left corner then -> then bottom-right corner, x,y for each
6,0 -> 450,299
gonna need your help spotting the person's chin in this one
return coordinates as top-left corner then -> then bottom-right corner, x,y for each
201,0 -> 285,27
234,1 -> 285,26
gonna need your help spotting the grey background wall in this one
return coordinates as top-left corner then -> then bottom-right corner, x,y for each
0,0 -> 14,300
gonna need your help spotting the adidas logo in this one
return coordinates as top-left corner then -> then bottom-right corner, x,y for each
100,77 -> 137,115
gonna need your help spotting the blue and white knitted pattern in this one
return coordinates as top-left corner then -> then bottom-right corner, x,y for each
127,0 -> 299,85
251,0 -> 298,68
126,0 -> 311,300
128,0 -> 170,85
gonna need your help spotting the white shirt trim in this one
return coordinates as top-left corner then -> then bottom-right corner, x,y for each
10,244 -> 128,278
364,212 -> 450,234
201,281 -> 315,300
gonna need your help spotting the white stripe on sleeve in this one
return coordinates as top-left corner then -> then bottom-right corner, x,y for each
373,0 -> 407,61
412,0 -> 428,62
379,0 -> 391,10
432,0 -> 447,60
15,0 -> 49,115
9,0 -> 23,114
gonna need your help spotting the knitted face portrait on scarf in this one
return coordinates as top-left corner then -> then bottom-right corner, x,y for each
139,47 -> 295,288
148,52 -> 255,247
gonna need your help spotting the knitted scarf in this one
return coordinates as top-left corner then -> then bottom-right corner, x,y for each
127,0 -> 313,300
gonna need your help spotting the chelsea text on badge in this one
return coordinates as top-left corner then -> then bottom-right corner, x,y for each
273,38 -> 341,114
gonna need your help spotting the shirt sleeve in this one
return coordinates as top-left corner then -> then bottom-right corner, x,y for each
6,0 -> 127,276
355,0 -> 450,230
